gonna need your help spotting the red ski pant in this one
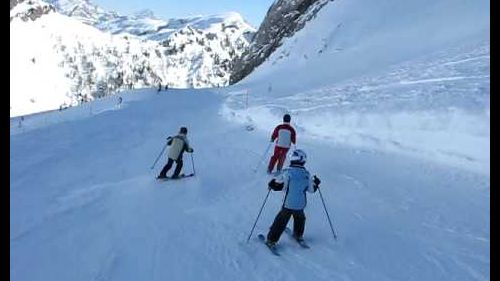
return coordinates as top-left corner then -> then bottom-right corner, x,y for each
268,146 -> 289,172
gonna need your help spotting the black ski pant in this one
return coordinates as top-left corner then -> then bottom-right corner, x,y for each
159,157 -> 183,178
267,207 -> 305,243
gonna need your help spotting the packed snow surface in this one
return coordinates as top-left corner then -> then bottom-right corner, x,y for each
11,88 -> 489,281
11,0 -> 489,280
234,0 -> 489,175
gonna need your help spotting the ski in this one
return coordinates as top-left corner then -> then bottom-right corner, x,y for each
156,173 -> 195,181
284,227 -> 310,248
258,234 -> 280,256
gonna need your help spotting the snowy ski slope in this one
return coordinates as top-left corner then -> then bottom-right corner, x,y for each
10,87 -> 489,281
11,0 -> 489,280
232,0 -> 489,175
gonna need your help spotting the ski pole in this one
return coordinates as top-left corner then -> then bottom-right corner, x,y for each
287,144 -> 297,159
318,187 -> 338,240
253,142 -> 272,173
150,142 -> 168,170
190,153 -> 196,175
246,189 -> 271,243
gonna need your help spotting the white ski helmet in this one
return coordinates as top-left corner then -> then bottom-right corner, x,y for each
290,149 -> 307,164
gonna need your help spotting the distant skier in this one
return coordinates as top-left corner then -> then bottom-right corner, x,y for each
267,114 -> 296,174
157,127 -> 194,179
165,84 -> 169,91
18,116 -> 25,128
264,149 -> 321,248
116,96 -> 123,109
158,83 -> 162,93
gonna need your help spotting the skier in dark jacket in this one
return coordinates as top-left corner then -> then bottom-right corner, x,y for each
264,149 -> 321,248
157,127 -> 194,179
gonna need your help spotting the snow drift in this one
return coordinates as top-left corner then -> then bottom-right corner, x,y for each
229,0 -> 489,175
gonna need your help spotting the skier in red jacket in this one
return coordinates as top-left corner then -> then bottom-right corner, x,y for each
267,114 -> 296,174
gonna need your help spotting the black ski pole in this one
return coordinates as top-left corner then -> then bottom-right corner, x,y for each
150,143 -> 168,170
318,188 -> 338,240
253,142 -> 272,173
190,153 -> 196,175
246,189 -> 271,243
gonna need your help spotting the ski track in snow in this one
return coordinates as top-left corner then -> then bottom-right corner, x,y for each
224,40 -> 489,175
10,2 -> 490,277
10,86 -> 489,281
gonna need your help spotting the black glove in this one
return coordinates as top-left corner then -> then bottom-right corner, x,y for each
166,137 -> 173,145
313,175 -> 321,186
268,179 -> 284,191
187,148 -> 194,153
268,179 -> 276,190
312,176 -> 320,192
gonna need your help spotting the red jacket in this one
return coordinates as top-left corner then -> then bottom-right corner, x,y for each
271,123 -> 296,148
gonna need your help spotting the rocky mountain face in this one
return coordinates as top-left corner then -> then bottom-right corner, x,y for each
230,0 -> 331,84
10,0 -> 56,21
10,0 -> 23,10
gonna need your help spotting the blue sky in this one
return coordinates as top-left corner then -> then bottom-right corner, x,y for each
92,0 -> 275,27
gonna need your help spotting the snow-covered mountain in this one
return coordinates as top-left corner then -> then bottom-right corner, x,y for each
11,0 -> 489,280
44,0 -> 119,25
11,1 -> 167,116
10,0 -> 255,117
45,0 -> 255,43
10,0 -> 55,21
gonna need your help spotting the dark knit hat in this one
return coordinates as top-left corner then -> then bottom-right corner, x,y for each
180,127 -> 188,134
283,114 -> 291,123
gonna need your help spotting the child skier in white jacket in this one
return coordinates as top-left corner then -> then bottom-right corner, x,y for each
265,149 -> 321,247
